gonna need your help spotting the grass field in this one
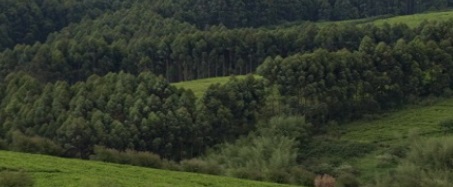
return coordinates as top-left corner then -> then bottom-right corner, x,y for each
0,150 -> 298,187
172,75 -> 259,98
316,9 -> 453,28
338,98 -> 453,181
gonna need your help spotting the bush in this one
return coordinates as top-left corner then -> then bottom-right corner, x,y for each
161,159 -> 181,171
0,139 -> 6,150
9,131 -> 63,156
180,158 -> 222,175
439,118 -> 453,133
92,146 -> 163,169
266,169 -> 291,184
368,137 -> 453,187
301,138 -> 375,160
229,168 -> 264,181
125,150 -> 162,169
334,164 -> 357,176
288,167 -> 315,186
0,171 -> 34,187
336,173 -> 360,187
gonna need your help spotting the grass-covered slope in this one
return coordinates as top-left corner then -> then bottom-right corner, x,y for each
172,75 -> 261,98
372,10 -> 453,27
0,151 -> 297,187
316,9 -> 453,28
339,98 -> 453,181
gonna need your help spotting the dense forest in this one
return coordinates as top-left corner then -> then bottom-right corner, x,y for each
2,0 -> 453,186
153,0 -> 453,27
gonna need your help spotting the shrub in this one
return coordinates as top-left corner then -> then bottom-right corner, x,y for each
125,150 -> 162,169
0,139 -> 6,150
314,174 -> 336,187
161,159 -> 181,171
180,158 -> 222,175
10,131 -> 63,156
368,137 -> 453,187
266,169 -> 291,184
229,168 -> 264,181
334,164 -> 357,176
439,118 -> 453,133
92,146 -> 163,169
288,166 -> 315,186
336,173 -> 360,187
0,171 -> 34,187
301,138 -> 375,160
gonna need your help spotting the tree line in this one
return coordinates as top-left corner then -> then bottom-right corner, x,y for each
0,0 -> 136,51
0,71 -> 265,160
3,1 -> 451,84
258,21 -> 453,125
152,0 -> 453,28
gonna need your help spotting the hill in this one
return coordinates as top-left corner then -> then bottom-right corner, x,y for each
338,98 -> 453,181
173,74 -> 453,183
315,9 -> 453,27
0,150 -> 298,187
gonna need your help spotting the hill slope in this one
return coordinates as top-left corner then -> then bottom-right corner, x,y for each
340,98 -> 453,181
315,9 -> 453,27
0,151 -> 297,187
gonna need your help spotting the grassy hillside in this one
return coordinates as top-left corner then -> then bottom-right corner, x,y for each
316,9 -> 453,27
338,98 -> 453,181
0,150 -> 298,187
372,10 -> 453,27
172,75 -> 260,98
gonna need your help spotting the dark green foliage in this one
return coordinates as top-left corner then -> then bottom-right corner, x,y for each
92,146 -> 163,169
151,0 -> 452,28
301,138 -> 375,165
203,116 -> 311,185
9,131 -> 63,156
0,0 -> 133,51
258,25 -> 453,125
2,1 -> 453,185
368,137 -> 453,187
0,171 -> 34,187
0,139 -> 6,150
288,167 -> 316,186
259,116 -> 312,144
198,75 -> 266,145
0,72 -> 201,160
180,159 -> 222,175
439,118 -> 453,133
336,173 -> 360,187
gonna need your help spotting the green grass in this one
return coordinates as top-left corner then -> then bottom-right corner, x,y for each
372,10 -> 453,27
0,150 -> 298,187
338,98 -> 453,181
172,75 -> 260,98
316,9 -> 453,28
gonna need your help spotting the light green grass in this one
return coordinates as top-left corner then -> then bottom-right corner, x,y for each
372,10 -> 453,27
172,75 -> 260,98
317,9 -> 453,28
339,98 -> 453,181
0,150 -> 298,187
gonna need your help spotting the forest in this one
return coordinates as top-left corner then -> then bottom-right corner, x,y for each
2,0 -> 453,187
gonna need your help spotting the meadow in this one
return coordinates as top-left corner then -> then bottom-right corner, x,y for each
315,9 -> 453,28
0,150 -> 297,187
172,75 -> 261,98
